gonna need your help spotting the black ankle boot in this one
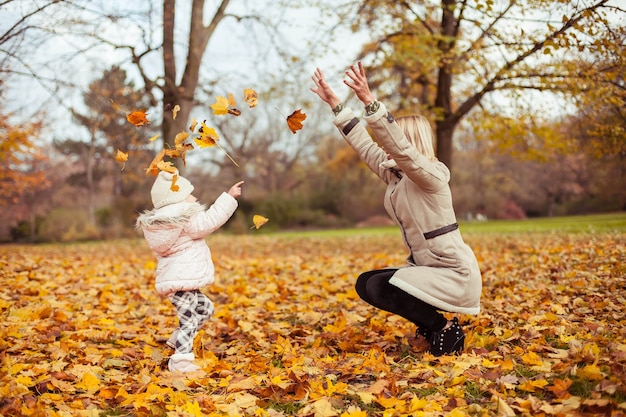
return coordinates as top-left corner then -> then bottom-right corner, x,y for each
415,326 -> 432,340
429,317 -> 464,356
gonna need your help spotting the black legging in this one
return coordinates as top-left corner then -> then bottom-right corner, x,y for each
355,269 -> 447,332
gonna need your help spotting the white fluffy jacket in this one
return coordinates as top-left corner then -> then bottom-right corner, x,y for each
135,193 -> 238,295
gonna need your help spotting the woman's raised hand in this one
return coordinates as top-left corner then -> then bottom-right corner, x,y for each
310,67 -> 342,109
343,61 -> 375,106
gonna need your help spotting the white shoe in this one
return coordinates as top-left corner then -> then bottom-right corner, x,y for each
168,353 -> 201,373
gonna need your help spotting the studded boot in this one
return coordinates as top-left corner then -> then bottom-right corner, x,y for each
429,317 -> 465,356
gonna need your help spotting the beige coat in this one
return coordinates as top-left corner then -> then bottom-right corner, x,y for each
333,103 -> 481,314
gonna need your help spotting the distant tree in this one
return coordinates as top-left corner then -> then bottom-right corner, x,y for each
338,0 -> 625,170
54,66 -> 154,224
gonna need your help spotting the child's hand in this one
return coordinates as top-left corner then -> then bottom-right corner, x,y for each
228,181 -> 244,198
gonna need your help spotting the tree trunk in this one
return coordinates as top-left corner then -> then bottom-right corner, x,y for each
161,0 -> 230,173
436,121 -> 454,169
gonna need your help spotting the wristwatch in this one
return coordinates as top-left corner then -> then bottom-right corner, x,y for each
365,100 -> 380,115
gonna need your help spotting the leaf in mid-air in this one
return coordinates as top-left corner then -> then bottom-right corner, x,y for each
114,149 -> 128,170
244,88 -> 258,108
286,109 -> 306,134
251,215 -> 269,229
211,96 -> 230,116
194,123 -> 219,148
172,104 -> 180,120
126,109 -> 149,127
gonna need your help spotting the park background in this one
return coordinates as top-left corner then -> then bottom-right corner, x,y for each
1,0 -> 624,242
1,2 -> 626,416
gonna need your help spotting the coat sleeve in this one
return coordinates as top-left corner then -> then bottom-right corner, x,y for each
185,193 -> 238,238
332,107 -> 393,184
364,102 -> 449,193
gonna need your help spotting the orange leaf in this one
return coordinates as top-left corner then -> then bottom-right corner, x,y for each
126,109 -> 149,127
171,174 -> 180,192
157,160 -> 177,174
114,149 -> 128,171
146,149 -> 166,176
114,149 -> 128,163
286,109 -> 306,134
244,88 -> 257,108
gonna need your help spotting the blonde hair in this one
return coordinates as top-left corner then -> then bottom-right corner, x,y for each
396,114 -> 437,161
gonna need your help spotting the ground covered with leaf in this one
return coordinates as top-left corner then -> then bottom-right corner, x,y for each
1,229 -> 625,416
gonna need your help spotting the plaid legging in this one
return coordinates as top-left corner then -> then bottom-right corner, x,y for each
168,290 -> 214,354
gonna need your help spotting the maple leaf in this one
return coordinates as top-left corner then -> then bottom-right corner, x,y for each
286,109 -> 306,134
251,215 -> 269,230
172,104 -> 180,120
194,123 -> 219,148
243,88 -> 258,108
114,149 -> 128,171
211,96 -> 230,116
126,109 -> 149,127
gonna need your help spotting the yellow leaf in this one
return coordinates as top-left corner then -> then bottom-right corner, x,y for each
75,372 -> 100,393
228,93 -> 237,107
244,88 -> 258,108
149,134 -> 160,142
174,131 -> 189,145
211,96 -> 230,116
114,149 -> 128,170
521,351 -> 543,366
577,363 -> 605,380
189,117 -> 198,132
251,215 -> 269,230
157,160 -> 177,174
172,104 -> 180,120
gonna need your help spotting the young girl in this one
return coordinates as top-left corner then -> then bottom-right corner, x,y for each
310,62 -> 482,356
136,169 -> 243,372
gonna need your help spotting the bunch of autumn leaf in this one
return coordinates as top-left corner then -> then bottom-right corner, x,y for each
115,88 -> 303,229
116,88 -> 306,173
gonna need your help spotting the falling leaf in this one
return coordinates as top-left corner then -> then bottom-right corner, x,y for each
227,93 -> 237,107
211,94 -> 241,116
243,88 -> 257,108
194,123 -> 219,148
286,109 -> 306,134
174,131 -> 190,145
211,96 -> 230,116
172,104 -> 180,120
126,109 -> 149,127
114,149 -> 128,171
149,134 -> 160,142
251,215 -> 269,230
157,160 -> 177,174
146,149 -> 166,176
189,118 -> 198,132
170,174 -> 180,192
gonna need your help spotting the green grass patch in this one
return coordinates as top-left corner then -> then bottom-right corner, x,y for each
265,212 -> 626,237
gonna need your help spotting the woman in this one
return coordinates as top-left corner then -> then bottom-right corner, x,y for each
310,62 -> 482,356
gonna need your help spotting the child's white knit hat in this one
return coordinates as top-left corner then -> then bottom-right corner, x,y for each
151,169 -> 194,208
